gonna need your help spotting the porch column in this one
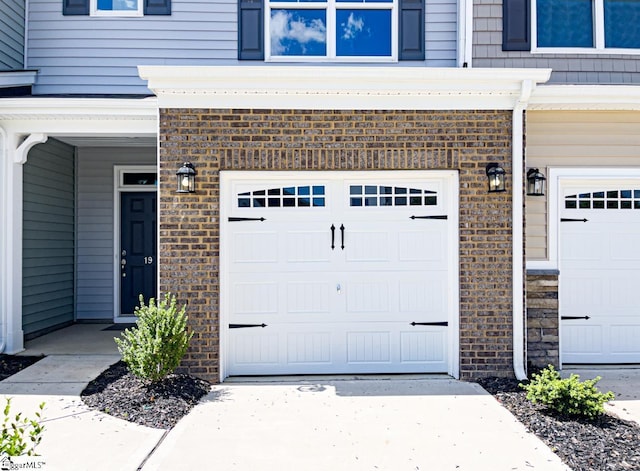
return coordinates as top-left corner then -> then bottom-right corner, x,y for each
1,132 -> 47,353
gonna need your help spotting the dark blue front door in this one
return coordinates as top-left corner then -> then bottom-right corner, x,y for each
120,192 -> 157,315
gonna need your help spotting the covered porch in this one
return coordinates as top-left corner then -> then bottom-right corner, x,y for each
0,97 -> 158,354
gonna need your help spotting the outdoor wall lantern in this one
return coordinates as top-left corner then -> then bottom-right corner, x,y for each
176,162 -> 196,193
485,163 -> 506,193
526,168 -> 546,196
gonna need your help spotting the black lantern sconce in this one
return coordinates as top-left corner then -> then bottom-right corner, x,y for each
485,163 -> 506,193
176,162 -> 196,193
526,168 -> 546,196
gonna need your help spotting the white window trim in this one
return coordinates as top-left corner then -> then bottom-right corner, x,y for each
530,0 -> 640,55
265,0 -> 398,62
526,167 -> 640,271
90,0 -> 143,17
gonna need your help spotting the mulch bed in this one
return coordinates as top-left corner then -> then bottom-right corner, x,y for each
80,361 -> 211,429
0,354 -> 44,381
477,377 -> 640,471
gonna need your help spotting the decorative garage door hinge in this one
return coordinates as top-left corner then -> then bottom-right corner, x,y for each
561,316 -> 591,320
560,218 -> 588,222
228,217 -> 266,222
410,215 -> 448,220
229,323 -> 268,329
410,321 -> 448,326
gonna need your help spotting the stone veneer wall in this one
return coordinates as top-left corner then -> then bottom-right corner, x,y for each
525,270 -> 560,371
158,109 -> 515,382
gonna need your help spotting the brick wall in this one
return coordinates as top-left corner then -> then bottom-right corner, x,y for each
525,270 -> 560,371
158,109 -> 515,382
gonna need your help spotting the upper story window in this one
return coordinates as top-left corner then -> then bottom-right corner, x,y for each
267,0 -> 395,61
238,0 -> 425,61
91,0 -> 143,16
63,0 -> 170,16
535,0 -> 640,51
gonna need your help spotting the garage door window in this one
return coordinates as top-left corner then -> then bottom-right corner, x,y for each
238,185 -> 326,208
565,189 -> 640,209
349,185 -> 438,207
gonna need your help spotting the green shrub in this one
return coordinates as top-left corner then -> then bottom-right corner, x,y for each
520,365 -> 615,419
0,399 -> 45,456
115,294 -> 193,383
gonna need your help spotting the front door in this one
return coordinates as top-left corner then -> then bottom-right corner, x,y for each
120,192 -> 157,316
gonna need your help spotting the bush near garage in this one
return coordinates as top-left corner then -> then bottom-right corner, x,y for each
115,294 -> 193,383
520,365 -> 615,420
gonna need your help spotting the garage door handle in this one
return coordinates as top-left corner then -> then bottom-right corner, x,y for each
560,218 -> 588,223
561,316 -> 591,320
330,224 -> 335,250
411,321 -> 448,327
340,224 -> 345,250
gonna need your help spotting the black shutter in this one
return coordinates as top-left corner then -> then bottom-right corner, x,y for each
145,0 -> 171,15
63,0 -> 89,15
399,0 -> 425,60
503,0 -> 531,51
238,0 -> 264,60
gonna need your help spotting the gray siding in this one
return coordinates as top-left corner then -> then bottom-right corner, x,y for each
76,147 -> 156,320
473,0 -> 640,84
425,0 -> 458,66
23,139 -> 75,336
27,0 -> 457,95
0,0 -> 25,70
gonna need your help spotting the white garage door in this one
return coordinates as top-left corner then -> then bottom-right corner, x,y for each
221,171 -> 457,376
560,180 -> 640,363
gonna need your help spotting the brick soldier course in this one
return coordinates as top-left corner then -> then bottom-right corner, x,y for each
158,108 -> 516,382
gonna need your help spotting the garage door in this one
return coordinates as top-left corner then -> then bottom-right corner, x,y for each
560,180 -> 640,363
221,171 -> 457,376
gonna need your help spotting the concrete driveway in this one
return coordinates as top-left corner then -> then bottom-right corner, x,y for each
141,377 -> 569,471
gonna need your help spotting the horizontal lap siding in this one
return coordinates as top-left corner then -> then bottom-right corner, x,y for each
526,110 -> 640,260
76,147 -> 156,320
473,0 -> 640,84
27,0 -> 237,94
23,139 -> 75,336
0,0 -> 25,69
425,0 -> 457,66
27,0 -> 457,94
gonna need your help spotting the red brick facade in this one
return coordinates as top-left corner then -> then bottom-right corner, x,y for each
158,109 -> 516,381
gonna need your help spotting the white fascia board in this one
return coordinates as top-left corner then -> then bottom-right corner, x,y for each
0,97 -> 158,135
530,85 -> 640,110
0,71 -> 38,88
138,66 -> 552,110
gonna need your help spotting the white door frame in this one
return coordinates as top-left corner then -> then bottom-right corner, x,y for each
219,170 -> 460,381
547,167 -> 640,365
112,165 -> 157,322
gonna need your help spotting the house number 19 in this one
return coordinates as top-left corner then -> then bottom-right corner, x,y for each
144,256 -> 153,265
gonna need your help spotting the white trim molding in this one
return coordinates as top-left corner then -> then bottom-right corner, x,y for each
138,66 -> 552,110
113,165 -> 158,323
530,85 -> 640,111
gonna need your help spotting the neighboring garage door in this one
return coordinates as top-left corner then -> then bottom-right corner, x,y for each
560,179 -> 640,363
222,171 -> 457,376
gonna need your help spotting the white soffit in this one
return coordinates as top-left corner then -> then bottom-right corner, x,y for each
0,97 -> 158,136
530,85 -> 640,110
138,66 -> 552,110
